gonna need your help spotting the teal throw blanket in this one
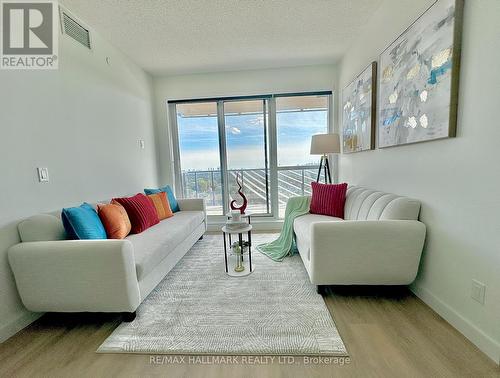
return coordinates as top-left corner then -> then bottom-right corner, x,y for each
256,196 -> 310,262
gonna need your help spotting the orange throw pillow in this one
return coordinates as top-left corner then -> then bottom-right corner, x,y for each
148,192 -> 173,220
97,202 -> 132,239
110,200 -> 133,231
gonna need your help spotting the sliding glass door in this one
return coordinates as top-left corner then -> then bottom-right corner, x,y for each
170,92 -> 331,220
224,100 -> 271,215
276,95 -> 330,217
174,102 -> 223,215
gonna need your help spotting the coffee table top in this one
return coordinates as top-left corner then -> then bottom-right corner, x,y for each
222,224 -> 252,234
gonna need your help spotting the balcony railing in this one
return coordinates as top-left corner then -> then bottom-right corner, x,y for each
181,167 -> 319,217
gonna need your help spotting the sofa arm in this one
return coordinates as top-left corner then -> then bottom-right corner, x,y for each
177,198 -> 206,212
8,240 -> 141,313
309,220 -> 426,285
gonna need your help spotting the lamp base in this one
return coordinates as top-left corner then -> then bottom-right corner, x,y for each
316,155 -> 332,184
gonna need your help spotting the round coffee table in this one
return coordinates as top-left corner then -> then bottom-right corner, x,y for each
222,224 -> 253,277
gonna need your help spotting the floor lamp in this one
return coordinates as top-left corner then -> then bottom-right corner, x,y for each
310,133 -> 340,184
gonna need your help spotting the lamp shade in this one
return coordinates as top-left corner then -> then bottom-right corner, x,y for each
310,133 -> 340,155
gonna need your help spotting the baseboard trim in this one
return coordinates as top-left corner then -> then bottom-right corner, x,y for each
0,311 -> 42,343
411,284 -> 500,365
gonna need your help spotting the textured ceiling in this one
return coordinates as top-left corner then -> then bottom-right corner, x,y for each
61,0 -> 383,76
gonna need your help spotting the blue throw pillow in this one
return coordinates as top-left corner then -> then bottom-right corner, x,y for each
61,203 -> 107,240
144,185 -> 180,212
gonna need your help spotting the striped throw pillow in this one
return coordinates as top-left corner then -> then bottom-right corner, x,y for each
309,182 -> 348,218
113,193 -> 159,234
147,191 -> 173,220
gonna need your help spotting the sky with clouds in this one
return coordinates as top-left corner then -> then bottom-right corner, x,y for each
178,110 -> 327,171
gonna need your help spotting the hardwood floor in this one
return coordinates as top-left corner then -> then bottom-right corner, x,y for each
1,286 -> 498,377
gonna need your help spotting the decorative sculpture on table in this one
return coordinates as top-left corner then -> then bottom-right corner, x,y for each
230,172 -> 248,214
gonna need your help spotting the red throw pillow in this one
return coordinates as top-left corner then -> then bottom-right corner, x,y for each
113,193 -> 159,234
309,182 -> 348,218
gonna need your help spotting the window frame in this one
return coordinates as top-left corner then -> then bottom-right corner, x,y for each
168,91 -> 333,222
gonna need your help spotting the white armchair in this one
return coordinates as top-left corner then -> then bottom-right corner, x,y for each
293,187 -> 426,292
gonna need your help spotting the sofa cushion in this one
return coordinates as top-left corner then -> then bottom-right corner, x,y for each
294,214 -> 343,261
128,211 -> 205,280
18,214 -> 66,242
344,186 -> 421,220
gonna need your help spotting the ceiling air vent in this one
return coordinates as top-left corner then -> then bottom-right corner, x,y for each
61,10 -> 91,49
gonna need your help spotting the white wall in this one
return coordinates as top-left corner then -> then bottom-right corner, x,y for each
0,16 -> 158,341
153,64 -> 337,186
337,0 -> 500,363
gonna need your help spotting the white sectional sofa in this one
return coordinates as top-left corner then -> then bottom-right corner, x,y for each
8,198 -> 206,321
294,186 -> 426,293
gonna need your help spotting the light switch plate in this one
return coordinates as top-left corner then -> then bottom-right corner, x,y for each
37,167 -> 49,182
471,280 -> 486,304
139,139 -> 145,149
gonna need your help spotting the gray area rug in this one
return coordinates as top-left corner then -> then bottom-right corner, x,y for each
97,234 -> 347,355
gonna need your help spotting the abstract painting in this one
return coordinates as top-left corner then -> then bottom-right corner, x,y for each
378,0 -> 463,148
342,62 -> 377,153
